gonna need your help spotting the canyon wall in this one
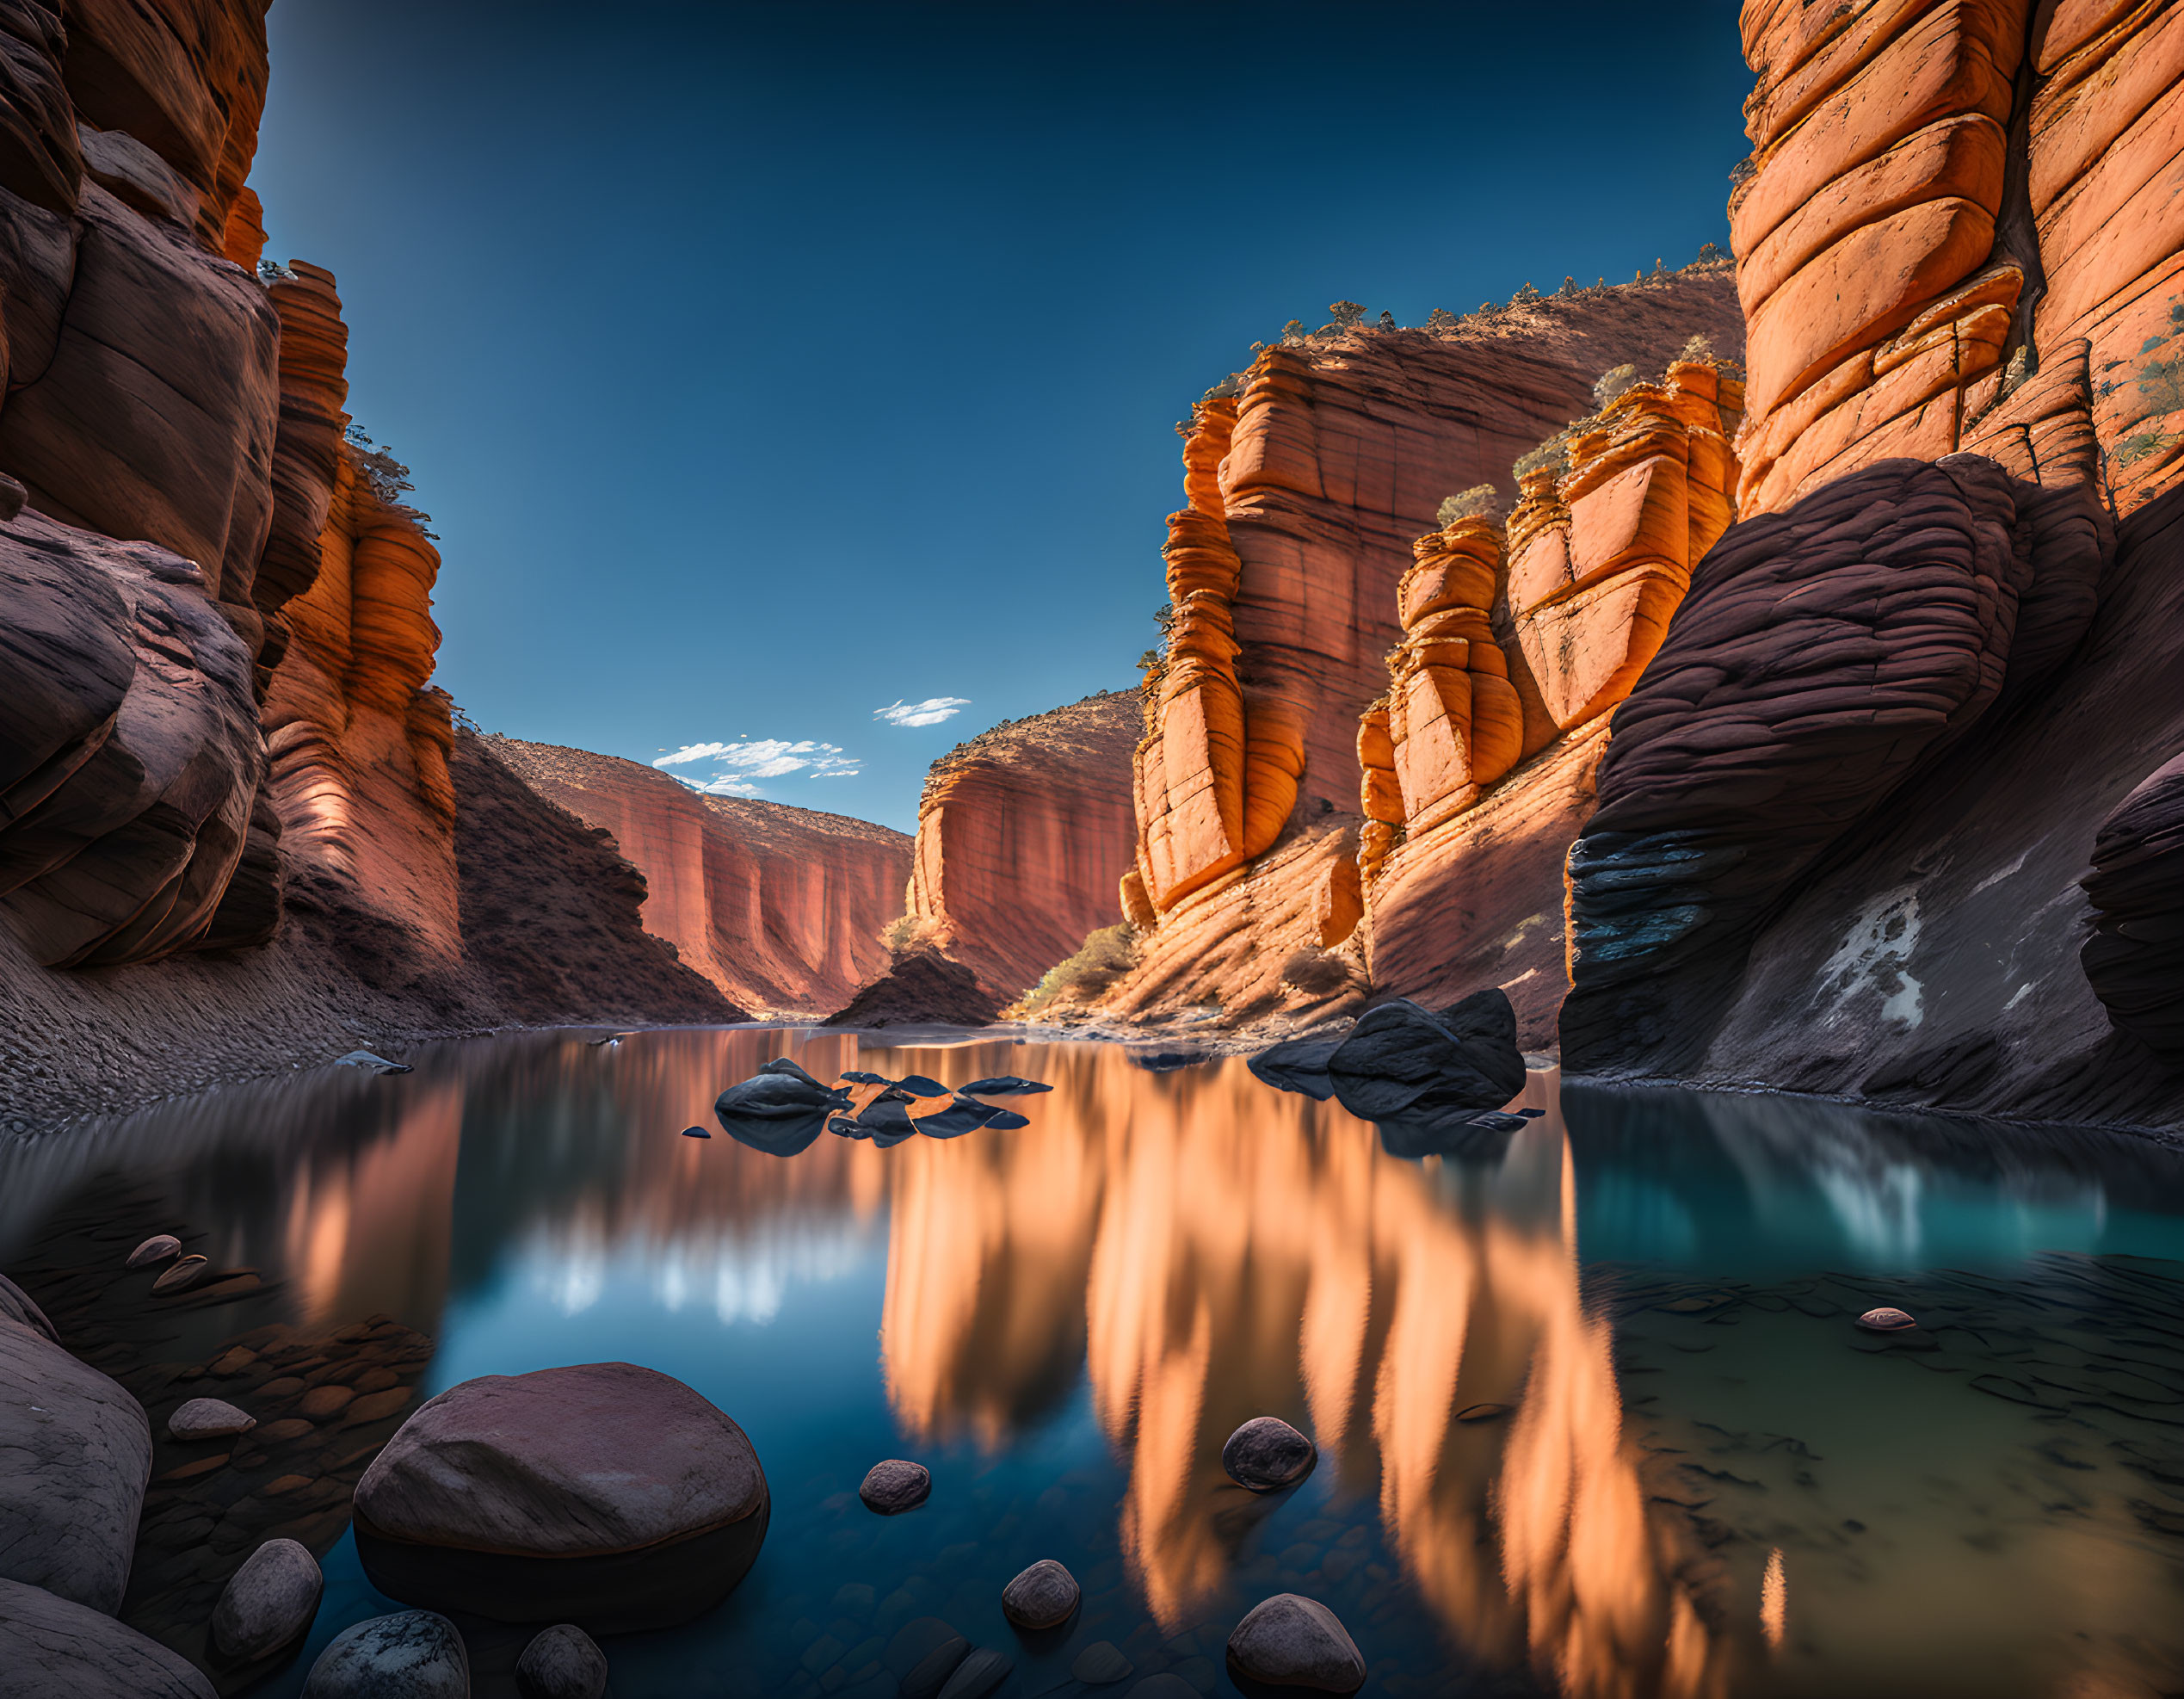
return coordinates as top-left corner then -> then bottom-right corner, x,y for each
485,736 -> 910,1016
0,1 -> 744,1128
898,691 -> 1139,1003
1095,271 -> 1746,1041
1560,0 -> 2184,1125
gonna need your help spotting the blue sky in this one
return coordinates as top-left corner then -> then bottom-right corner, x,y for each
252,2 -> 1749,832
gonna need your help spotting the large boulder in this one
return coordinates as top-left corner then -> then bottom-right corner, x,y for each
1324,989 -> 1526,1120
1225,1594 -> 1366,1694
0,1312 -> 151,1614
354,1361 -> 768,1632
0,1576 -> 215,1698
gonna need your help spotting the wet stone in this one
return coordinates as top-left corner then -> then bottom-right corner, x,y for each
1001,1558 -> 1079,1629
301,1609 -> 467,1697
515,1623 -> 608,1699
1223,1416 -> 1317,1492
151,1256 -> 209,1294
126,1235 -> 182,1269
860,1458 -> 932,1514
169,1398 -> 256,1440
1856,1307 -> 1918,1331
211,1537 -> 323,1665
1227,1594 -> 1366,1694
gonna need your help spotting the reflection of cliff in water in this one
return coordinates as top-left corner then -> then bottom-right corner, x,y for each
871,1046 -> 1724,1696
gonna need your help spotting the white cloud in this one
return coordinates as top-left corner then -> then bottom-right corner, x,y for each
874,697 -> 972,728
652,738 -> 861,797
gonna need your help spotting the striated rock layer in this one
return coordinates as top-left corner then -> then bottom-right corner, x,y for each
1558,0 -> 2184,1125
898,692 -> 1140,1003
484,737 -> 910,1016
1096,271 -> 1746,1037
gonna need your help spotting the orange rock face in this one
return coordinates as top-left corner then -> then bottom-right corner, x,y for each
483,738 -> 912,1015
261,446 -> 459,957
1101,275 -> 1745,1029
1730,0 -> 2184,518
902,693 -> 1141,1002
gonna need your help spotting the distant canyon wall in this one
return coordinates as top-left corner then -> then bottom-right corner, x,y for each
1561,0 -> 2184,1124
484,738 -> 911,1016
900,692 -> 1140,1003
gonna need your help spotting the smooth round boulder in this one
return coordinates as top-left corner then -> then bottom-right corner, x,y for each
151,1255 -> 208,1294
1227,1595 -> 1366,1694
354,1362 -> 768,1633
514,1624 -> 607,1699
302,1611 -> 467,1698
860,1458 -> 931,1514
170,1397 -> 256,1441
1223,1417 -> 1317,1492
1000,1559 -> 1078,1629
126,1234 -> 181,1269
1856,1307 -> 1918,1331
211,1539 -> 322,1664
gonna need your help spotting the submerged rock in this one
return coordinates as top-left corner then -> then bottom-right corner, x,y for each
895,1074 -> 950,1098
913,1097 -> 1002,1139
1071,1640 -> 1133,1684
355,1361 -> 768,1632
151,1255 -> 210,1294
1855,1307 -> 1918,1332
301,1610 -> 467,1698
859,1458 -> 931,1514
1222,1417 -> 1317,1492
210,1538 -> 322,1665
1226,1594 -> 1366,1693
334,1051 -> 412,1075
514,1624 -> 608,1699
897,1632 -> 970,1699
961,1076 -> 1052,1097
169,1397 -> 256,1440
680,1125 -> 711,1140
935,1646 -> 1012,1699
126,1234 -> 182,1269
980,1109 -> 1030,1132
1000,1559 -> 1078,1629
1246,1038 -> 1342,1101
0,1576 -> 215,1697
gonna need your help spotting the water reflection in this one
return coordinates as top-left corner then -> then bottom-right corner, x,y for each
3,1036 -> 2182,1698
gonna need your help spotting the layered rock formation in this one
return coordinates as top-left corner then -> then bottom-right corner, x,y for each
895,692 -> 1139,1003
484,737 -> 910,1015
1558,0 -> 2184,1124
1096,272 -> 1745,1039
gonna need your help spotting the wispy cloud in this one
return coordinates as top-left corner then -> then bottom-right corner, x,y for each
874,697 -> 971,728
653,738 -> 861,798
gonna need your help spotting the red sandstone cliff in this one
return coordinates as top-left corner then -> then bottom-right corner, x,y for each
483,737 -> 911,1016
0,2 -> 744,1126
1558,0 -> 2184,1126
1095,270 -> 1746,1040
899,692 -> 1140,1002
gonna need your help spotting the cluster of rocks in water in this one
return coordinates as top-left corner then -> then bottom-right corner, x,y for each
711,1060 -> 1049,1157
1249,989 -> 1538,1158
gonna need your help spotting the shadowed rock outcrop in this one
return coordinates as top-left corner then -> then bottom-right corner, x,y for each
484,736 -> 910,1015
2081,751 -> 2184,1060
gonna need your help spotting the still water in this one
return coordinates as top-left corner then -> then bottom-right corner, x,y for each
3,1029 -> 2183,1699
